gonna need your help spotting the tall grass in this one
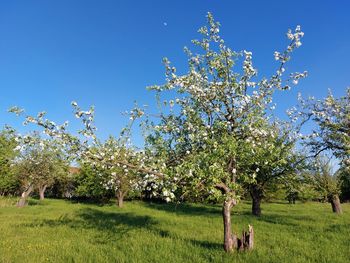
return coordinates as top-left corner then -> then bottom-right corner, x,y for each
0,198 -> 349,262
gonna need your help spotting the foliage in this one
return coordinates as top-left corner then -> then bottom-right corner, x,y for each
306,157 -> 340,202
298,88 -> 349,167
143,12 -> 306,203
0,128 -> 19,195
74,163 -> 114,201
337,165 -> 350,202
14,134 -> 69,194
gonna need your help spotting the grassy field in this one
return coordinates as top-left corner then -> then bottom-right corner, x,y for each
0,198 -> 349,263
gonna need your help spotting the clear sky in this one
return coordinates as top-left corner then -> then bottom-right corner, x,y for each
0,0 -> 349,145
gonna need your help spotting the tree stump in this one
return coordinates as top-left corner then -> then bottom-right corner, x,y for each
233,225 -> 254,251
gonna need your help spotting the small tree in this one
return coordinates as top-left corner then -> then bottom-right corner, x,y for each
308,157 -> 342,214
14,134 -> 68,206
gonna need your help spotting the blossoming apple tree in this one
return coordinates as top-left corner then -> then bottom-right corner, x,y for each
296,88 -> 349,212
10,132 -> 68,206
9,103 -> 165,207
143,13 -> 307,251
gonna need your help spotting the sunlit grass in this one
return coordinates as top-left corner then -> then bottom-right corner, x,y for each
0,198 -> 349,262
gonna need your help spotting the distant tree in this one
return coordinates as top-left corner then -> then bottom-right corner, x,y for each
282,173 -> 317,203
338,165 -> 350,202
74,163 -> 113,201
299,88 -> 349,180
239,120 -> 304,216
308,157 -> 342,214
14,135 -> 68,206
0,128 -> 19,196
81,136 -> 144,207
9,104 -> 152,208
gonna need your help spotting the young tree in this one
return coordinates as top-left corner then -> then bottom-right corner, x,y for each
143,13 -> 306,251
307,157 -> 342,214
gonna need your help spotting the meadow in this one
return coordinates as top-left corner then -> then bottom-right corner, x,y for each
0,198 -> 349,263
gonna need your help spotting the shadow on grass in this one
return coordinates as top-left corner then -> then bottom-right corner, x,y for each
22,206 -> 224,250
142,201 -> 222,217
23,208 -> 161,243
189,239 -> 222,250
256,213 -> 317,227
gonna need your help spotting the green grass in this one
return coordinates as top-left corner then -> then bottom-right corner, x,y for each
0,198 -> 349,263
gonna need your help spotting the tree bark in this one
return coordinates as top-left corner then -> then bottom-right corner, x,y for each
222,198 -> 254,252
330,195 -> 342,214
252,196 -> 262,216
17,184 -> 34,207
250,185 -> 263,216
116,189 -> 126,208
222,198 -> 237,252
39,185 -> 47,200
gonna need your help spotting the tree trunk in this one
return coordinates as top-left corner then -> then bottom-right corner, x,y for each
39,185 -> 47,200
116,189 -> 125,208
17,185 -> 34,207
222,198 -> 254,252
252,196 -> 262,216
250,185 -> 263,216
330,195 -> 342,214
222,198 -> 237,252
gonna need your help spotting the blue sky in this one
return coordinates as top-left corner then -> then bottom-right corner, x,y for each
0,0 -> 349,145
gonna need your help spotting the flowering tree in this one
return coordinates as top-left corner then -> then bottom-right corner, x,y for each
296,88 -> 349,212
13,134 -> 68,206
83,136 -> 144,207
307,156 -> 342,214
299,89 -> 349,166
144,13 -> 306,251
9,103 -> 161,207
239,120 -> 305,216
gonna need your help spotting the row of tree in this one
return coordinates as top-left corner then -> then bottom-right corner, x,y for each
1,127 -> 348,209
1,13 -> 349,253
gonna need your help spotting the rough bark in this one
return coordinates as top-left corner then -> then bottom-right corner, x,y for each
223,198 -> 237,252
17,184 -> 34,207
330,195 -> 342,214
222,198 -> 254,252
39,185 -> 47,200
116,189 -> 126,208
252,196 -> 262,216
238,225 -> 254,251
250,185 -> 263,216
